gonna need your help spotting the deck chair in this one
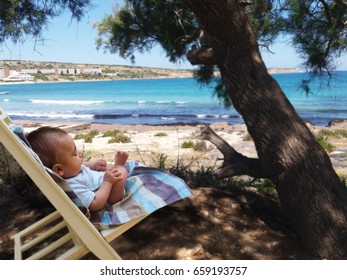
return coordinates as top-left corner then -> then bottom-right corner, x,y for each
0,107 -> 191,260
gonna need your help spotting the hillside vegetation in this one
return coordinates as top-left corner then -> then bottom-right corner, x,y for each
0,60 -> 194,82
0,60 -> 300,83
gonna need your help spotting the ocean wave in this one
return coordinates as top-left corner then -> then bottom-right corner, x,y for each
30,99 -> 105,105
196,114 -> 238,119
161,117 -> 176,121
154,100 -> 189,105
93,113 -> 239,120
156,101 -> 172,104
10,112 -> 94,119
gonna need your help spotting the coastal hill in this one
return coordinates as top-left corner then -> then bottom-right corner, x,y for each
0,60 -> 300,83
0,60 -> 193,82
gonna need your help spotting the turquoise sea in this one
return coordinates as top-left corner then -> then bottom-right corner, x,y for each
1,71 -> 347,126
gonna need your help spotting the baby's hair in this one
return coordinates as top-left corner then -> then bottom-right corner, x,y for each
27,126 -> 68,168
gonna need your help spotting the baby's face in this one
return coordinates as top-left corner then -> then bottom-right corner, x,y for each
56,134 -> 83,178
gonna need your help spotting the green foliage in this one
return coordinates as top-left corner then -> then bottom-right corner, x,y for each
102,130 -> 121,137
299,79 -> 312,96
194,65 -> 215,84
0,0 -> 92,43
251,0 -> 347,74
250,178 -> 277,195
95,0 -> 347,87
179,166 -> 218,188
243,133 -> 253,141
181,140 -> 194,149
284,0 -> 347,74
314,130 -> 335,152
96,0 -> 196,64
336,130 -> 347,138
169,165 -> 218,188
314,129 -> 347,152
193,66 -> 232,108
320,129 -> 347,138
213,78 -> 232,109
341,175 -> 347,188
154,132 -> 168,137
157,153 -> 168,169
248,0 -> 286,49
108,134 -> 131,144
103,130 -> 131,143
181,140 -> 208,151
74,130 -> 99,143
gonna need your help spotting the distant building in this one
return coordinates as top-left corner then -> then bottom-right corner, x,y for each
0,68 -> 6,79
39,69 -> 57,75
3,71 -> 35,82
82,68 -> 102,75
0,65 -> 103,80
58,68 -> 82,75
21,68 -> 38,74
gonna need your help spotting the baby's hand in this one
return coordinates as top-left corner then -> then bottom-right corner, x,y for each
94,159 -> 107,171
103,168 -> 123,184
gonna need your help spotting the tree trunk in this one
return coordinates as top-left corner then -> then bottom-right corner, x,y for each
186,0 -> 347,259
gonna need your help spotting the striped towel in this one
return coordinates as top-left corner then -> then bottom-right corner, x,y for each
90,160 -> 192,229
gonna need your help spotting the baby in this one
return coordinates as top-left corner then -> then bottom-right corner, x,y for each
27,126 -> 128,211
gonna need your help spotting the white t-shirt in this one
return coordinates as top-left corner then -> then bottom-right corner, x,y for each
66,165 -> 105,208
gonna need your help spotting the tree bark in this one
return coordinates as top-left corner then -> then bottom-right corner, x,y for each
199,125 -> 266,178
185,0 -> 347,259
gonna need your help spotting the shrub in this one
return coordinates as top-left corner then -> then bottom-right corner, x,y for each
243,133 -> 253,141
154,132 -> 168,137
103,130 -> 131,143
108,134 -> 131,143
157,153 -> 168,169
332,129 -> 347,138
102,130 -> 121,137
314,131 -> 335,152
181,141 -> 194,149
74,130 -> 99,143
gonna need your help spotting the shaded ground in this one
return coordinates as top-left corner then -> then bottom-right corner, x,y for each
0,185 -> 314,260
110,187 -> 314,260
3,120 -> 345,260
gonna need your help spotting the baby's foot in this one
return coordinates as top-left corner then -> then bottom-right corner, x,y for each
115,151 -> 129,166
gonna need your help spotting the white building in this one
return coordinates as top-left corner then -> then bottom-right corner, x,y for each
3,71 -> 35,82
58,68 -> 82,75
21,69 -> 38,74
82,68 -> 102,75
0,68 -> 6,79
39,69 -> 56,74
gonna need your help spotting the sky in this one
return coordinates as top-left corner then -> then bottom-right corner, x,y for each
0,1 -> 346,70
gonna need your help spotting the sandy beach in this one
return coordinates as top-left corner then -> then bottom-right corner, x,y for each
1,119 -> 346,260
14,119 -> 347,174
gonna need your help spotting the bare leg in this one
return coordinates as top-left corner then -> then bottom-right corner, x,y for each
115,151 -> 129,166
108,151 -> 129,204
